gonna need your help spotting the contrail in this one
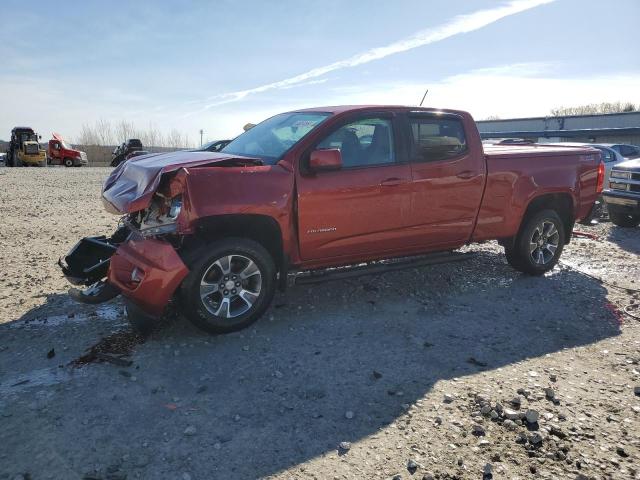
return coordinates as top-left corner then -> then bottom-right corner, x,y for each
191,0 -> 554,113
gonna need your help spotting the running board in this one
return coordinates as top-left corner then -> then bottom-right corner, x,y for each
288,251 -> 474,286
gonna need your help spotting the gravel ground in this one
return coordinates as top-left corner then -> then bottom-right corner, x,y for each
0,167 -> 639,480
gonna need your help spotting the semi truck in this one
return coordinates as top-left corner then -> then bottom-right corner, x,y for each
47,133 -> 88,167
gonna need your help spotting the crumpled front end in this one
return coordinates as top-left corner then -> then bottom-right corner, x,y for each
60,162 -> 195,320
61,149 -> 264,323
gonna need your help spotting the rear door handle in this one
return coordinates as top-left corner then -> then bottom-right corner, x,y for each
380,177 -> 406,187
456,170 -> 475,179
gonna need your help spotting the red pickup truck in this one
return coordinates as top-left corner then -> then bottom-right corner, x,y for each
60,106 -> 604,334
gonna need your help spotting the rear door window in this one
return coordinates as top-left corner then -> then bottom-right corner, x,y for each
407,116 -> 467,162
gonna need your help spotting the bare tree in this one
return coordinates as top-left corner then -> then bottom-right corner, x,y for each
551,101 -> 638,116
115,120 -> 136,143
76,123 -> 99,146
76,119 -> 195,148
166,129 -> 183,149
182,133 -> 192,149
146,124 -> 158,152
95,119 -> 114,146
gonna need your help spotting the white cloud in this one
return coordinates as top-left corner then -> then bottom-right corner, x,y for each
319,63 -> 640,120
187,0 -> 555,114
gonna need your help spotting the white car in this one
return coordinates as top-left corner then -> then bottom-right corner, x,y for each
609,143 -> 640,160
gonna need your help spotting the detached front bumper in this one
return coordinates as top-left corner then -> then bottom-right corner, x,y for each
60,231 -> 189,320
107,237 -> 189,317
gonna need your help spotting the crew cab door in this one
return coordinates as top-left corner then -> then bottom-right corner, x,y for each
296,114 -> 412,261
402,112 -> 485,248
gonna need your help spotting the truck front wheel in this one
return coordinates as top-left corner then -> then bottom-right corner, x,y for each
64,158 -> 74,167
504,209 -> 565,276
180,238 -> 277,334
609,211 -> 640,228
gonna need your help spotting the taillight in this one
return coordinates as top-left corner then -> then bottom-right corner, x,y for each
596,161 -> 605,194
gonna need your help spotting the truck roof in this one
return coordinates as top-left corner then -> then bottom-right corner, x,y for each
291,105 -> 467,116
11,126 -> 35,132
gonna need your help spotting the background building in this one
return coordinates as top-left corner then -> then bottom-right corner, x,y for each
477,111 -> 640,145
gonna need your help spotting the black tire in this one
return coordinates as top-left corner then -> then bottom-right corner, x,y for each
64,158 -> 74,167
609,211 -> 640,228
14,152 -> 22,167
180,238 -> 276,334
504,209 -> 565,276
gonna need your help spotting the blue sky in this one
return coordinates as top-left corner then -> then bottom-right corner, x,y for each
1,0 -> 639,143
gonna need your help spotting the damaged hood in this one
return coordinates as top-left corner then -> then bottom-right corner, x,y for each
102,150 -> 260,214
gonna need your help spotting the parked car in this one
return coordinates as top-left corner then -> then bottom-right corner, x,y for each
192,139 -> 232,152
603,158 -> 640,227
59,105 -> 604,335
110,139 -> 143,167
48,133 -> 88,167
609,143 -> 640,160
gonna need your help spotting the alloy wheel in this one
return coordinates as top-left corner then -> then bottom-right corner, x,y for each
199,254 -> 262,318
529,220 -> 560,265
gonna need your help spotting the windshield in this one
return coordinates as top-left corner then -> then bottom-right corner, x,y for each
20,133 -> 37,143
221,112 -> 331,164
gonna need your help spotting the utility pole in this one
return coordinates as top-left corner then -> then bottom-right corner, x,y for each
199,129 -> 204,146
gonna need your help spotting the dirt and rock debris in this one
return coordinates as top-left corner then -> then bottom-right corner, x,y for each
0,167 -> 639,479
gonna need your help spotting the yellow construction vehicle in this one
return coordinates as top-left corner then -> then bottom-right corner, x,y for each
6,126 -> 47,167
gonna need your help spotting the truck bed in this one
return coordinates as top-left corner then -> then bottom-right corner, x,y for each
472,143 -> 602,242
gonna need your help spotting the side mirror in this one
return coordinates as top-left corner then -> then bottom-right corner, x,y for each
309,148 -> 342,172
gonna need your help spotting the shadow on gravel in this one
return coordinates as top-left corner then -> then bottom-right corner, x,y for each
607,226 -> 640,255
2,251 -> 623,478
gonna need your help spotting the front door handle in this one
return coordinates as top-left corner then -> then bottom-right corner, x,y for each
456,170 -> 475,179
380,177 -> 406,186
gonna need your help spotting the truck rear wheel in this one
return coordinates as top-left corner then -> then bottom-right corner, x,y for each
504,209 -> 565,276
179,238 -> 276,334
609,211 -> 640,228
